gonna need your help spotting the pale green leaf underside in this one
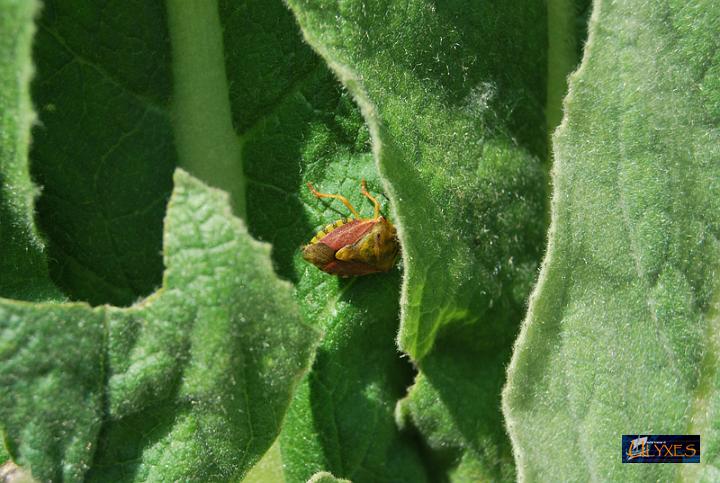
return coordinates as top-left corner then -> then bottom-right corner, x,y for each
0,170 -> 317,482
504,0 -> 720,480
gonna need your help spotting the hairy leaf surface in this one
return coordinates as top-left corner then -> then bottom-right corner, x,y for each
0,0 -> 60,302
504,0 -> 720,480
0,171 -> 317,482
216,1 -> 428,480
287,0 -> 550,478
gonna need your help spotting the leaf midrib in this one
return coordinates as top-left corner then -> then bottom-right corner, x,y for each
166,0 -> 245,218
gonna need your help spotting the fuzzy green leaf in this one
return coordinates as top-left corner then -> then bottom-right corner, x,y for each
287,0 -> 551,478
0,170 -> 317,482
216,1 -> 428,480
504,0 -> 720,480
280,273 -> 428,482
0,0 -> 60,302
287,0 -> 549,359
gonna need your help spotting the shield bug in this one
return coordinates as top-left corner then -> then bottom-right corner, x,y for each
302,179 -> 399,277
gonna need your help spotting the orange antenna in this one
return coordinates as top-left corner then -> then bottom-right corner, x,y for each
361,179 -> 381,219
307,182 -> 361,219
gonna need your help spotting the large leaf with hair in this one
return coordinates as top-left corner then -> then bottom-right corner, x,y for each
217,1 -> 429,480
1,171 -> 317,482
4,2 -> 323,478
285,0 -> 567,479
0,0 -> 60,302
503,0 -> 720,480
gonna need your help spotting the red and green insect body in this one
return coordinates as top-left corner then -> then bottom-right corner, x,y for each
302,180 -> 399,277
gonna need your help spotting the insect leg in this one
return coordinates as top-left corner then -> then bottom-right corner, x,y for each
360,179 -> 381,219
307,182 -> 361,219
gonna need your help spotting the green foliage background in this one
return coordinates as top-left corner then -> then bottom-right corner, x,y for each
2,0 -> 718,481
